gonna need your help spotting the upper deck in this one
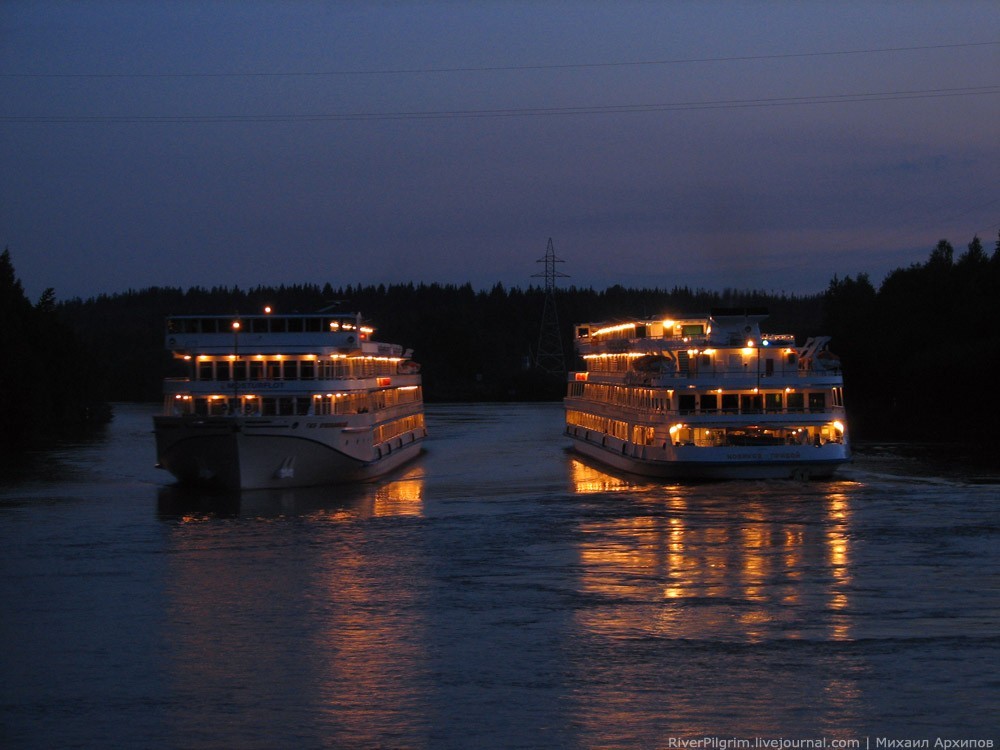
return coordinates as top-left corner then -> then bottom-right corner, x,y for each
575,308 -> 784,352
572,308 -> 840,382
165,312 -> 406,358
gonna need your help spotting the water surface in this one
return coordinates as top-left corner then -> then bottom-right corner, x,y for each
1,403 -> 997,748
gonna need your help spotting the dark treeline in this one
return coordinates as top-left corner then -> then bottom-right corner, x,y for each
823,233 -> 1000,441
3,232 -> 998,448
0,249 -> 110,448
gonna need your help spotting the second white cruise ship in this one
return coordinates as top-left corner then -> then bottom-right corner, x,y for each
565,308 -> 849,480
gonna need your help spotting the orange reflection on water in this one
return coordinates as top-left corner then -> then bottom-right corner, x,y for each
569,457 -> 647,494
311,537 -> 429,743
566,461 -> 861,739
825,492 -> 853,641
372,472 -> 424,517
161,469 -> 430,747
568,461 -> 855,644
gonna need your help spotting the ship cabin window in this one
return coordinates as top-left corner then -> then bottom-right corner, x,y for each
261,397 -> 297,415
700,353 -> 712,369
267,360 -> 282,379
305,317 -> 322,333
286,318 -> 304,333
682,324 -> 704,337
249,360 -> 264,380
832,387 -> 843,407
741,394 -> 763,414
233,361 -> 247,380
199,318 -> 221,333
216,361 -> 231,381
764,358 -> 775,376
765,393 -> 783,412
787,393 -> 805,412
700,393 -> 718,413
300,360 -> 315,380
198,361 -> 213,380
281,360 -> 298,380
721,394 -> 739,414
251,318 -> 268,333
787,352 -> 797,367
809,392 -> 826,412
678,394 -> 696,414
577,326 -> 590,338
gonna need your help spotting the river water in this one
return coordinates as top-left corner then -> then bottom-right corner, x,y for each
1,403 -> 997,749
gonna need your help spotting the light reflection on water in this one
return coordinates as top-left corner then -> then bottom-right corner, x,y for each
560,457 -> 871,741
1,403 -> 998,748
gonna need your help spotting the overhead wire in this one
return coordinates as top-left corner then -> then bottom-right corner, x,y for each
2,40 -> 997,78
3,84 -> 998,124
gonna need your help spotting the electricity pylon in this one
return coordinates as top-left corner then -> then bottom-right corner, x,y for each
532,238 -> 569,375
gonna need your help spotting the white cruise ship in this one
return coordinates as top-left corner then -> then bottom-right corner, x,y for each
154,311 -> 426,489
565,308 -> 849,480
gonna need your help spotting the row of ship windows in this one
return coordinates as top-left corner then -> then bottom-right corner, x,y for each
586,352 -> 798,374
566,410 -> 844,447
168,387 -> 422,417
373,414 -> 426,445
168,317 -> 358,334
194,358 -> 398,381
567,382 -> 843,412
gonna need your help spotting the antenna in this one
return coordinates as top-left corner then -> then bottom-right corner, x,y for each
531,238 -> 569,374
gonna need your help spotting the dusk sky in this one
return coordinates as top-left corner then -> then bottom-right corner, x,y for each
2,1 -> 997,302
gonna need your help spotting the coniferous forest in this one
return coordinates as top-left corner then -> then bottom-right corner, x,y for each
2,233 -> 998,449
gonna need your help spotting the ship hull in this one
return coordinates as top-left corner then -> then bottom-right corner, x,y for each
154,416 -> 425,490
567,429 -> 847,480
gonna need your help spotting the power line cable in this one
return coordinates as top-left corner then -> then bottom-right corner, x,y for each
3,84 -> 997,124
3,41 -> 997,78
